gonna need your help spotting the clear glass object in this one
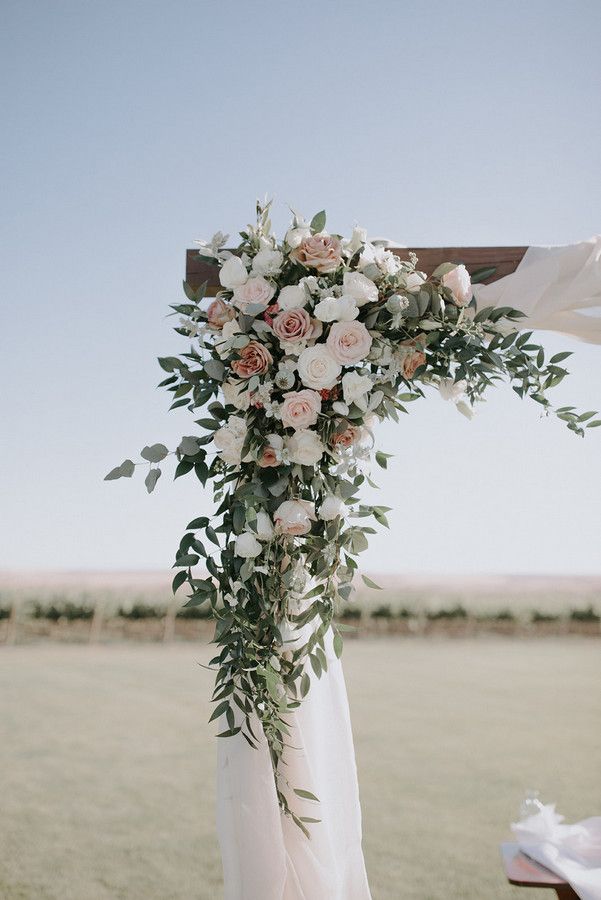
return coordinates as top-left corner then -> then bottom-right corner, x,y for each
520,789 -> 543,820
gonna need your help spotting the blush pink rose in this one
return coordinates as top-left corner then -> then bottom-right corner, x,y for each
272,308 -> 313,344
280,389 -> 322,430
207,298 -> 236,329
231,341 -> 273,378
232,276 -> 275,314
291,234 -> 342,273
442,264 -> 472,307
274,499 -> 317,536
258,445 -> 280,467
326,321 -> 373,365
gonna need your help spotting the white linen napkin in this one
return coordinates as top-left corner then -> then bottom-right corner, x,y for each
511,802 -> 601,900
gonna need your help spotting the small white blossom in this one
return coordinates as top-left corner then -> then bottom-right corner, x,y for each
252,248 -> 284,277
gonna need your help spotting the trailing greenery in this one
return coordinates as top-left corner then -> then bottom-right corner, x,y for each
105,201 -> 598,831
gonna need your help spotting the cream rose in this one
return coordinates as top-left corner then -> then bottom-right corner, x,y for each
277,284 -> 308,310
221,379 -> 251,411
297,345 -> 341,390
274,499 -> 316,536
232,276 -> 275,314
213,416 -> 247,466
442,264 -> 472,307
314,295 -> 359,322
343,271 -> 378,306
291,234 -> 342,273
326,321 -> 373,365
286,429 -> 324,466
219,255 -> 248,290
280,389 -> 322,430
231,341 -> 273,378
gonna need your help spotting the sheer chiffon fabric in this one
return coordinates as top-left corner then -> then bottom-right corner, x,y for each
216,627 -> 372,900
474,235 -> 601,344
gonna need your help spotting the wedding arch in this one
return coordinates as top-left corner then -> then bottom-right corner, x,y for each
107,203 -> 600,900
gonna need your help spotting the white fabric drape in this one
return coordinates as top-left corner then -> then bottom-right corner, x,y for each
474,235 -> 601,344
216,627 -> 371,900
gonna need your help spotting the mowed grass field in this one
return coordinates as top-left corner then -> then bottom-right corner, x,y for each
1,638 -> 599,900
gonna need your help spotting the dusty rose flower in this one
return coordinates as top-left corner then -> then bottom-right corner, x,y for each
326,320 -> 373,365
442,264 -> 472,307
258,445 -> 280,467
330,422 -> 361,449
232,276 -> 275,314
274,499 -> 316,536
280,389 -> 322,430
400,338 -> 426,379
272,308 -> 314,344
291,234 -> 342,273
231,341 -> 273,378
207,298 -> 236,329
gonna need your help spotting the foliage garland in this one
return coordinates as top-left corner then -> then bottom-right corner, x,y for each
107,202 -> 599,832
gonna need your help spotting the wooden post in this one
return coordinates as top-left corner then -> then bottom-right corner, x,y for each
89,598 -> 104,643
185,245 -> 528,294
163,601 -> 176,643
5,598 -> 19,645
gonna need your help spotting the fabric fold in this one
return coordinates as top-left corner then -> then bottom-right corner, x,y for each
216,628 -> 371,900
474,235 -> 601,344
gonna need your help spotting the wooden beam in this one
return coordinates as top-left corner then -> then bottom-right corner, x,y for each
186,246 -> 528,294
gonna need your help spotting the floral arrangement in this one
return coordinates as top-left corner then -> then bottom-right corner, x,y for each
106,201 -> 598,832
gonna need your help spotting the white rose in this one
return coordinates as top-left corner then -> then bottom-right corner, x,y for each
343,271 -> 378,306
255,509 -> 275,541
278,284 -> 308,310
219,255 -> 248,290
286,429 -> 325,466
297,345 -> 341,390
274,499 -> 316,536
213,415 -> 247,466
442,264 -> 472,307
234,532 -> 262,558
319,495 -> 345,521
252,248 -> 284,277
342,371 -> 372,409
314,295 -> 359,322
221,379 -> 250,411
285,224 -> 311,249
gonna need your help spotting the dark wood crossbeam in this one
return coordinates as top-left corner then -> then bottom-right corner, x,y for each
186,246 -> 527,294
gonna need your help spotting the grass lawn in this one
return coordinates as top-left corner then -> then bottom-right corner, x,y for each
0,638 -> 599,899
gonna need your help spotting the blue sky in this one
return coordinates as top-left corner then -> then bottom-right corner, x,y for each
1,0 -> 600,574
